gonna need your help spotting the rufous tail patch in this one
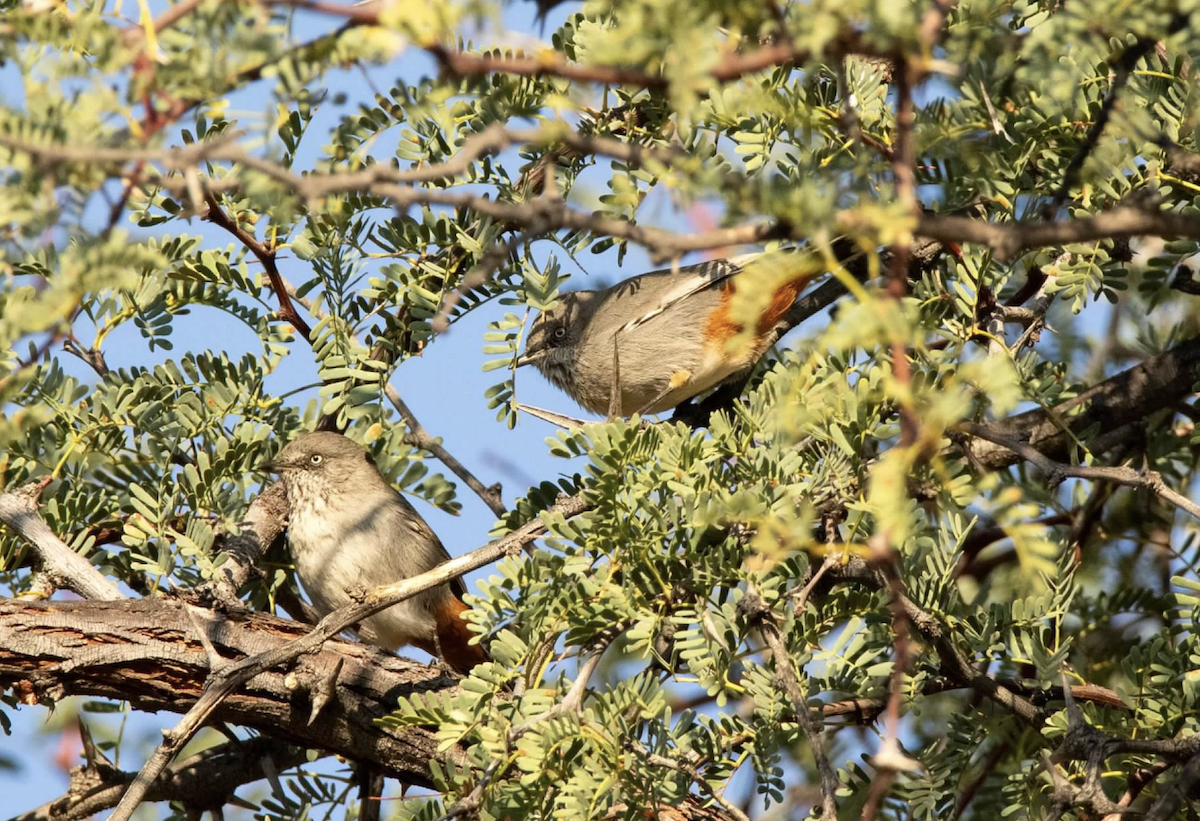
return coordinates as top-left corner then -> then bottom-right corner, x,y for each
422,595 -> 489,674
703,272 -> 817,350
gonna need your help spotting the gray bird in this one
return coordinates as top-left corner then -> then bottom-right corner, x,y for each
516,255 -> 812,417
261,431 -> 487,673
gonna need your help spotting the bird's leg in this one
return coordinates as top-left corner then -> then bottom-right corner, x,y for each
431,631 -> 451,674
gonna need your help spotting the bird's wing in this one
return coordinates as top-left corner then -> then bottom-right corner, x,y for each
383,490 -> 469,600
615,256 -> 748,335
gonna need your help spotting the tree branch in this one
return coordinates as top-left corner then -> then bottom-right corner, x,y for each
12,736 -> 313,821
0,598 -> 452,787
10,130 -> 1200,266
916,205 -> 1200,260
964,422 -> 1200,522
741,588 -> 838,821
387,391 -> 507,518
1144,753 -> 1200,821
202,191 -> 313,342
426,30 -> 880,90
0,479 -> 124,602
1045,13 -> 1189,213
967,334 -> 1200,470
201,482 -> 290,606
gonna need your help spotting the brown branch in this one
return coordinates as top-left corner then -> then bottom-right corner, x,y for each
863,5 -> 957,800
830,559 -> 1047,725
201,482 -> 290,606
13,736 -> 313,821
1046,13 -> 1190,213
741,588 -> 838,821
119,0 -> 211,46
0,598 -> 452,788
427,31 -> 877,90
12,132 -> 1200,266
202,191 -> 313,342
820,678 -> 1127,727
967,334 -> 1200,471
916,205 -> 1200,260
886,55 -> 920,449
1142,751 -> 1200,821
387,391 -> 506,518
964,422 -> 1200,522
950,740 -> 1008,821
1099,761 -> 1172,821
0,124 -> 685,194
0,479 -> 124,602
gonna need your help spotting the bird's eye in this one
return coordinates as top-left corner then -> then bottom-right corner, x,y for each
552,326 -> 567,340
309,454 -> 323,466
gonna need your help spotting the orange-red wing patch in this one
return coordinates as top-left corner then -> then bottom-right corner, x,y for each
703,273 -> 814,348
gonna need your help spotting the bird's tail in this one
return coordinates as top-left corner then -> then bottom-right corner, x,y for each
431,595 -> 490,674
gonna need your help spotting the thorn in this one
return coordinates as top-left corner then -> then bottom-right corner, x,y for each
308,657 -> 343,726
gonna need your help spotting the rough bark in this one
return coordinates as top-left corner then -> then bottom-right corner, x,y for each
969,335 -> 1200,469
0,597 -> 456,787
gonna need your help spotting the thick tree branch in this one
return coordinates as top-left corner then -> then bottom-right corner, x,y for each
0,595 -> 736,821
201,482 -> 289,606
967,335 -> 1200,470
13,736 -> 313,821
916,205 -> 1200,260
964,422 -> 1200,522
0,479 -> 124,602
0,598 -> 452,787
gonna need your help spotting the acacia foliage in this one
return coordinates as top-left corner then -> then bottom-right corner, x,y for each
3,0 -> 1200,819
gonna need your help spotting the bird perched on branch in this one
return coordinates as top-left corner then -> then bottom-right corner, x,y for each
262,431 -> 487,673
517,252 -> 820,418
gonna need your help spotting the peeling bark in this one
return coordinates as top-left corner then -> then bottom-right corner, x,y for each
0,598 -> 460,787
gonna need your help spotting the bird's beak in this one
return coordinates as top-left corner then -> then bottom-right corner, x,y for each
516,349 -> 545,368
259,458 -> 283,473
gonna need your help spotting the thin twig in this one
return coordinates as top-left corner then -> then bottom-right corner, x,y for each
15,737 -> 312,821
627,739 -> 752,821
964,422 -> 1200,522
427,31 -> 879,90
742,587 -> 838,821
202,191 -> 313,342
1045,13 -> 1190,214
387,390 -> 506,517
435,634 -> 612,821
